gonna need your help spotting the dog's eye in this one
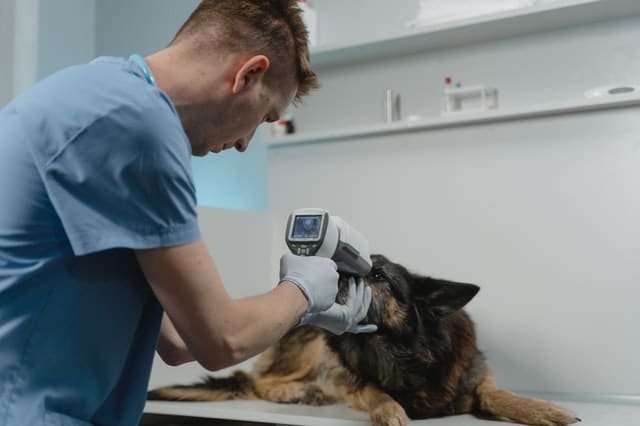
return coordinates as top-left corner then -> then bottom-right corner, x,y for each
370,269 -> 387,282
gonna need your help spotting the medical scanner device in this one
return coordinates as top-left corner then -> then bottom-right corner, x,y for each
286,208 -> 372,277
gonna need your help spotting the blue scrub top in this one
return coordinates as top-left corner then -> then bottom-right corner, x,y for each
0,57 -> 200,425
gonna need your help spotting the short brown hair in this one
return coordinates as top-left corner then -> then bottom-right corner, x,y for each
172,0 -> 318,102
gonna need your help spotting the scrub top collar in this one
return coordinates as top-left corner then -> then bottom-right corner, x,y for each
129,54 -> 157,87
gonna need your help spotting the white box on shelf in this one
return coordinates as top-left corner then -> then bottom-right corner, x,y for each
441,85 -> 499,115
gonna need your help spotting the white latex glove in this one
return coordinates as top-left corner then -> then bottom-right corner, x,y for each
299,277 -> 378,335
279,253 -> 339,313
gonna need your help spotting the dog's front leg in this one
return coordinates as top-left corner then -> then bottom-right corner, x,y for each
253,375 -> 336,406
344,384 -> 408,426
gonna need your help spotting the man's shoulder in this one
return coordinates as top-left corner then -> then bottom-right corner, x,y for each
29,57 -> 171,119
84,57 -> 186,146
10,57 -> 160,127
17,57 -> 189,166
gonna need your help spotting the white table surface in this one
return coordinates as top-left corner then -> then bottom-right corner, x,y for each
144,399 -> 640,425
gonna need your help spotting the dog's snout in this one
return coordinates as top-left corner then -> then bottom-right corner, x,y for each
335,275 -> 371,304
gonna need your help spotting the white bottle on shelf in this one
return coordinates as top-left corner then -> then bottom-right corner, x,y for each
298,0 -> 318,47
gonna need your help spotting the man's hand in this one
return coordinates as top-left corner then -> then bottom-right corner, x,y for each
279,253 -> 339,313
299,277 -> 378,335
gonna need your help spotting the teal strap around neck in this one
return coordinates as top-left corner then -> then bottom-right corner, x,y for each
129,54 -> 157,87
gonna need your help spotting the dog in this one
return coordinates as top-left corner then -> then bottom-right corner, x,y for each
148,254 -> 580,426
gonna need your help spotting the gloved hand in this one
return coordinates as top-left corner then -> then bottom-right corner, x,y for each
279,253 -> 339,313
299,277 -> 378,335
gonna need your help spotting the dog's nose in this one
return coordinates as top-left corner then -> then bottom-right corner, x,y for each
335,276 -> 352,303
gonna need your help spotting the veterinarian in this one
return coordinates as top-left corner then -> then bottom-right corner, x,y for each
0,1 -> 376,425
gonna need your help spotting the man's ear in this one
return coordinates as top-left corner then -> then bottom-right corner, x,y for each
232,55 -> 270,94
413,277 -> 480,319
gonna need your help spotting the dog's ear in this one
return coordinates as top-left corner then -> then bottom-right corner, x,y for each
413,277 -> 480,319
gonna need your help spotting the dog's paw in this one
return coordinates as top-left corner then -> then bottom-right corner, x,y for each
370,401 -> 409,426
525,402 -> 580,426
301,385 -> 336,406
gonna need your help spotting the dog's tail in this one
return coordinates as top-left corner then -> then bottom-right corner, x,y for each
147,371 -> 258,402
474,375 -> 580,425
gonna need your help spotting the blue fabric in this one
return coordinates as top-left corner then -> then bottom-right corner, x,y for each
0,57 -> 200,425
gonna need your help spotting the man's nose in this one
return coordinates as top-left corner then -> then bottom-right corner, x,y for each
236,130 -> 256,152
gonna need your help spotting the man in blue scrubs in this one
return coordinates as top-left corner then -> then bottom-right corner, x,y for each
0,1 -> 375,425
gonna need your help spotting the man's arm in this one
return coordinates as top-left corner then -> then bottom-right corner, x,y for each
136,239 -> 309,371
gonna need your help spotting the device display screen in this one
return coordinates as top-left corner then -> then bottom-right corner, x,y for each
291,215 -> 323,240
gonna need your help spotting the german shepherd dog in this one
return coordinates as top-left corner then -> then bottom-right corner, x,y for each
148,255 -> 579,426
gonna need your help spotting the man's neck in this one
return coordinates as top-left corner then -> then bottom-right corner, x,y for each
145,47 -> 228,111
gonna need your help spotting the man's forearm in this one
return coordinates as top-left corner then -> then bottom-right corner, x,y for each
221,281 -> 308,363
138,240 -> 311,372
158,283 -> 306,369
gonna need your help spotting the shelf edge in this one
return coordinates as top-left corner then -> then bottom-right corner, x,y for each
265,94 -> 640,148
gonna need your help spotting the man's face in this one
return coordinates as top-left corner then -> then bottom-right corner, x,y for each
188,78 -> 297,157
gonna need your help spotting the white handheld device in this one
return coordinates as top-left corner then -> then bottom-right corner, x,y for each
285,208 -> 372,276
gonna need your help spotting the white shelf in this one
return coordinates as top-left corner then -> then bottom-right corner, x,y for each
310,0 -> 640,68
144,399 -> 640,425
264,93 -> 640,147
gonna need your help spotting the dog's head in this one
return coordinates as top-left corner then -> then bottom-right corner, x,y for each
330,254 -> 480,391
337,254 -> 480,335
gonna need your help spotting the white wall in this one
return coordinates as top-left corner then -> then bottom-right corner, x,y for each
268,16 -> 640,396
0,0 -> 16,106
0,0 -> 96,106
2,0 -> 39,103
315,0 -> 419,46
37,0 -> 96,80
95,0 -> 198,56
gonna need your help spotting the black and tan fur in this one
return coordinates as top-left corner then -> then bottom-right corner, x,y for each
149,255 -> 579,426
